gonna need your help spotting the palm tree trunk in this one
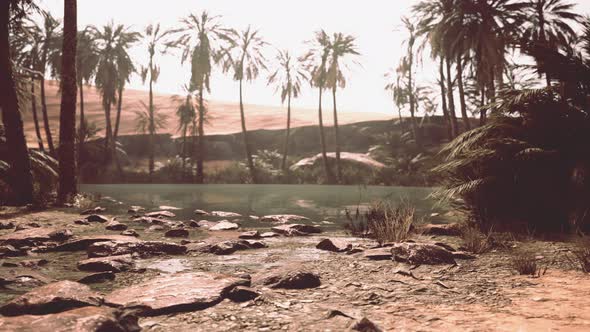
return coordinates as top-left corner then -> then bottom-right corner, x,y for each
456,55 -> 470,131
103,100 -> 113,161
438,56 -> 452,140
40,77 -> 55,155
479,86 -> 487,125
0,2 -> 34,205
77,79 -> 85,167
332,86 -> 342,183
281,91 -> 291,172
445,58 -> 459,136
181,125 -> 187,176
318,85 -> 334,184
408,57 -> 421,148
148,59 -> 155,181
31,78 -> 45,151
239,79 -> 257,184
58,0 -> 78,203
196,88 -> 205,183
113,83 -> 123,139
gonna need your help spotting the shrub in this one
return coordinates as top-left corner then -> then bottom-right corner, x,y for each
461,227 -> 491,254
512,254 -> 541,276
345,200 -> 417,244
569,247 -> 590,273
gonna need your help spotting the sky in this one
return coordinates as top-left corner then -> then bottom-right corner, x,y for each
40,0 -> 590,116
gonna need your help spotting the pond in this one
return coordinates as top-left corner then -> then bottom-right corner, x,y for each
80,184 -> 444,227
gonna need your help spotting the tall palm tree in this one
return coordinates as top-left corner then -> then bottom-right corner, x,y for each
57,0 -> 77,203
521,0 -> 581,86
385,70 -> 408,134
1,0 -> 36,205
326,33 -> 360,183
113,46 -> 135,140
173,86 -> 196,175
301,30 -> 335,184
220,26 -> 268,184
399,17 -> 421,148
168,11 -> 234,184
133,101 -> 169,172
90,22 -> 139,165
27,10 -> 61,155
140,23 -> 169,181
267,50 -> 306,172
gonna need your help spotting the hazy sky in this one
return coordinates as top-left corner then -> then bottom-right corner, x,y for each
40,0 -> 590,115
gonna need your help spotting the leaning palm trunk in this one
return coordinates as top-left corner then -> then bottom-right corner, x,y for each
438,57 -> 453,140
479,86 -> 486,125
58,0 -> 78,203
31,78 -> 45,151
332,86 -> 342,183
317,84 -> 334,184
456,55 -> 470,132
196,88 -> 205,183
113,84 -> 123,139
239,79 -> 257,184
281,91 -> 292,172
39,74 -> 55,155
445,58 -> 459,136
0,2 -> 34,205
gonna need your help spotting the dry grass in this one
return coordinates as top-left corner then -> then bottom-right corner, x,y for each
512,254 -> 545,277
461,227 -> 491,254
569,247 -> 590,273
345,200 -> 416,244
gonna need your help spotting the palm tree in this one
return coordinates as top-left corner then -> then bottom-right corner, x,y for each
75,29 -> 98,167
399,17 -> 421,148
57,0 -> 77,203
522,0 -> 581,86
220,26 -> 268,184
384,70 -> 408,134
133,101 -> 169,168
0,0 -> 36,205
113,46 -> 135,140
267,50 -> 306,172
326,33 -> 360,183
173,86 -> 196,176
90,22 -> 139,165
140,23 -> 168,181
168,11 -> 234,184
301,30 -> 335,184
27,10 -> 61,155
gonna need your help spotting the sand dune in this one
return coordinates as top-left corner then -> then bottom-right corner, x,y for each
22,81 -> 391,146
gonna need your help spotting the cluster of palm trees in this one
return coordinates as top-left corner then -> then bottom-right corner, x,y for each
389,0 -> 582,146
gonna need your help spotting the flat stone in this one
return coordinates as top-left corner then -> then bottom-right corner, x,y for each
78,254 -> 134,272
209,220 -> 239,231
194,209 -> 209,215
105,272 -> 249,315
15,222 -> 41,231
0,306 -> 140,332
191,240 -> 267,255
164,228 -> 189,238
210,211 -> 242,218
195,220 -> 217,228
0,221 -> 15,229
120,229 -> 139,237
316,238 -> 352,253
146,225 -> 165,232
0,269 -> 53,290
391,243 -> 456,265
188,220 -> 200,228
0,228 -> 68,248
74,219 -> 89,225
453,251 -> 477,260
239,231 -> 261,239
260,214 -> 310,223
260,232 -> 280,238
363,247 -> 392,260
227,286 -> 260,302
0,245 -> 26,258
11,259 -> 50,268
0,280 -> 102,316
419,223 -> 463,236
257,269 -> 321,289
80,207 -> 105,215
85,215 -> 109,223
145,211 -> 176,218
78,272 -> 116,284
105,221 -> 127,231
53,235 -> 141,251
87,240 -> 187,258
271,224 -> 322,236
128,206 -> 145,214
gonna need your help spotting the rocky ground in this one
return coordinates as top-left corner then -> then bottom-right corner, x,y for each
0,206 -> 590,331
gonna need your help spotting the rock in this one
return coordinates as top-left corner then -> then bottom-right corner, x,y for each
260,214 -> 310,223
78,254 -> 134,272
87,240 -> 187,258
249,215 -> 260,220
419,223 -> 463,236
271,224 -> 322,236
127,206 -> 145,214
146,225 -> 165,232
14,259 -> 50,268
391,243 -> 456,265
158,205 -> 181,211
74,219 -> 90,225
164,228 -> 189,238
0,280 -> 102,316
14,222 -> 42,231
452,251 -> 477,260
52,235 -> 141,251
120,229 -> 139,237
0,270 -> 52,290
105,221 -> 127,231
210,211 -> 242,218
209,220 -> 239,231
363,247 -> 392,260
260,232 -> 280,238
227,286 -> 260,302
0,228 -> 67,248
188,220 -> 200,228
352,317 -> 383,332
85,215 -> 109,223
49,229 -> 74,242
145,211 -> 176,218
292,152 -> 385,171
194,209 -> 209,215
434,242 -> 456,252
80,207 -> 105,215
0,245 -> 26,258
0,221 -> 15,230
78,272 -> 116,284
257,269 -> 321,289
195,220 -> 217,228
191,240 -> 267,255
316,238 -> 352,253
239,231 -> 261,239
105,272 -> 249,315
0,306 -> 140,332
